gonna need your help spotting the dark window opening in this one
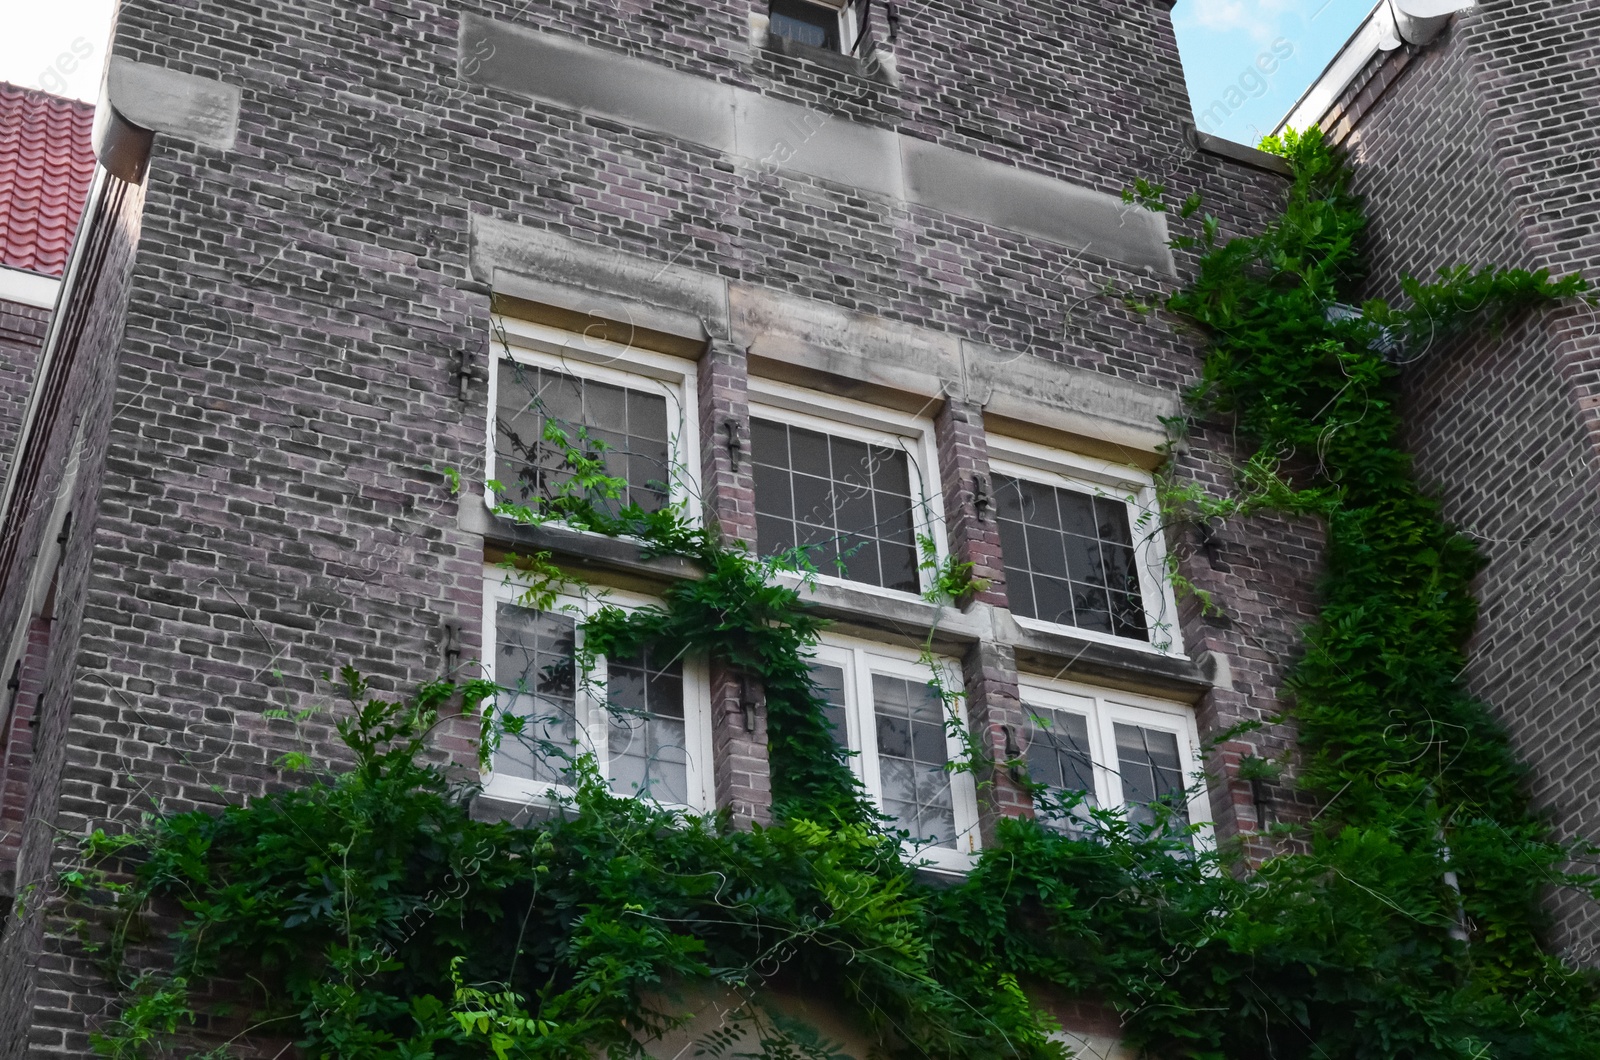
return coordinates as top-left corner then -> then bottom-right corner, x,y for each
1115,723 -> 1189,833
495,362 -> 672,516
1025,708 -> 1096,833
873,673 -> 955,847
994,475 -> 1149,640
770,0 -> 842,51
751,418 -> 920,593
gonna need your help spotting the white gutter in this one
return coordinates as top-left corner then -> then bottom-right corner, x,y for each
1391,0 -> 1475,45
1276,1 -> 1401,135
1275,0 -> 1473,135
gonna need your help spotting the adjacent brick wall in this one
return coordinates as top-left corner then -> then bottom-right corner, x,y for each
1335,2 -> 1600,962
0,173 -> 146,1057
0,298 -> 49,477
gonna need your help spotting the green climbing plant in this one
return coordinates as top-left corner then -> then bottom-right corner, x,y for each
63,127 -> 1600,1060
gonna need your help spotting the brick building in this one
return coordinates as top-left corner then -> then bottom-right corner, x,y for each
0,0 -> 1587,1054
0,82 -> 97,901
1280,0 -> 1600,969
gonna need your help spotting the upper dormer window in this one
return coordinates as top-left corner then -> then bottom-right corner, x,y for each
769,0 -> 852,53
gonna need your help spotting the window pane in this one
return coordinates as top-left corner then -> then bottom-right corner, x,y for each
751,419 -> 789,467
1114,723 -> 1189,832
605,649 -> 689,804
808,663 -> 850,743
1025,708 -> 1096,833
994,473 -> 1150,641
769,0 -> 840,50
872,674 -> 955,847
751,417 -> 921,592
495,361 -> 673,515
493,604 -> 579,785
788,424 -> 832,479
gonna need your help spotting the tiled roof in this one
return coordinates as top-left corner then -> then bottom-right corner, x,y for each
0,83 -> 97,278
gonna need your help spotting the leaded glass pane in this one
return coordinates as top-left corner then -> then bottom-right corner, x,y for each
493,604 -> 579,785
752,418 -> 920,592
1025,708 -> 1096,833
1114,723 -> 1188,832
495,361 -> 672,515
994,474 -> 1149,639
606,648 -> 689,804
872,673 -> 955,847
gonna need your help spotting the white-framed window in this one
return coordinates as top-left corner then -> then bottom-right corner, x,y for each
748,377 -> 946,597
480,570 -> 715,813
1019,674 -> 1211,845
805,636 -> 981,871
486,317 -> 701,525
768,0 -> 859,53
989,436 -> 1181,653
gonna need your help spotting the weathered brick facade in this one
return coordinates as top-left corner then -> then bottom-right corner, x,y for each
1315,0 -> 1600,965
0,0 -> 1339,1052
0,301 -> 49,470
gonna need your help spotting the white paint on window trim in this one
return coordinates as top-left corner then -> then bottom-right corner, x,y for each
747,375 -> 949,600
986,433 -> 1185,657
479,572 -> 716,814
809,634 -> 981,873
0,267 -> 60,311
485,315 -> 703,528
1018,672 -> 1213,852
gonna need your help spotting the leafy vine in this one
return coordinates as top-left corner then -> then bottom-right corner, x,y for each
60,128 -> 1600,1060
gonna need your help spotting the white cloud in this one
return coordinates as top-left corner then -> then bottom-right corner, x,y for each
0,0 -> 116,103
1180,0 -> 1298,45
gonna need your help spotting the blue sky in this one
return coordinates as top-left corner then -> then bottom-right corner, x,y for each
1172,0 -> 1379,145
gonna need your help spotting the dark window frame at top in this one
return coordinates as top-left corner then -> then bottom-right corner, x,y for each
768,0 -> 851,53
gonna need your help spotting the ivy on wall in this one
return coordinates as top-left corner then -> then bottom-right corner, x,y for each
64,129 -> 1600,1059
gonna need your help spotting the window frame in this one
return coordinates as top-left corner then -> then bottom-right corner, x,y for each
485,316 -> 702,531
987,435 -> 1183,655
479,570 -> 716,814
1018,673 -> 1212,847
808,634 -> 981,873
768,0 -> 860,54
747,376 -> 948,600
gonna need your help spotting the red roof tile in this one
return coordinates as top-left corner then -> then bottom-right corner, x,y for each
0,83 -> 97,278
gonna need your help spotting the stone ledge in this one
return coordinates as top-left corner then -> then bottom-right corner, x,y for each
462,498 -> 703,594
1189,127 -> 1293,177
461,12 -> 1174,274
983,605 -> 1212,701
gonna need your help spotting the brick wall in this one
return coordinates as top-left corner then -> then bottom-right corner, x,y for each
1337,2 -> 1600,963
0,172 -> 147,1056
0,0 -> 1324,1051
0,299 -> 49,477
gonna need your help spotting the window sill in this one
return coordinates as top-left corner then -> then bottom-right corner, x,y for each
987,605 -> 1212,702
780,572 -> 990,650
463,494 -> 703,592
762,32 -> 883,80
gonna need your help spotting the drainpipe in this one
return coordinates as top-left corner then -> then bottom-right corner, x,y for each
1389,0 -> 1475,47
